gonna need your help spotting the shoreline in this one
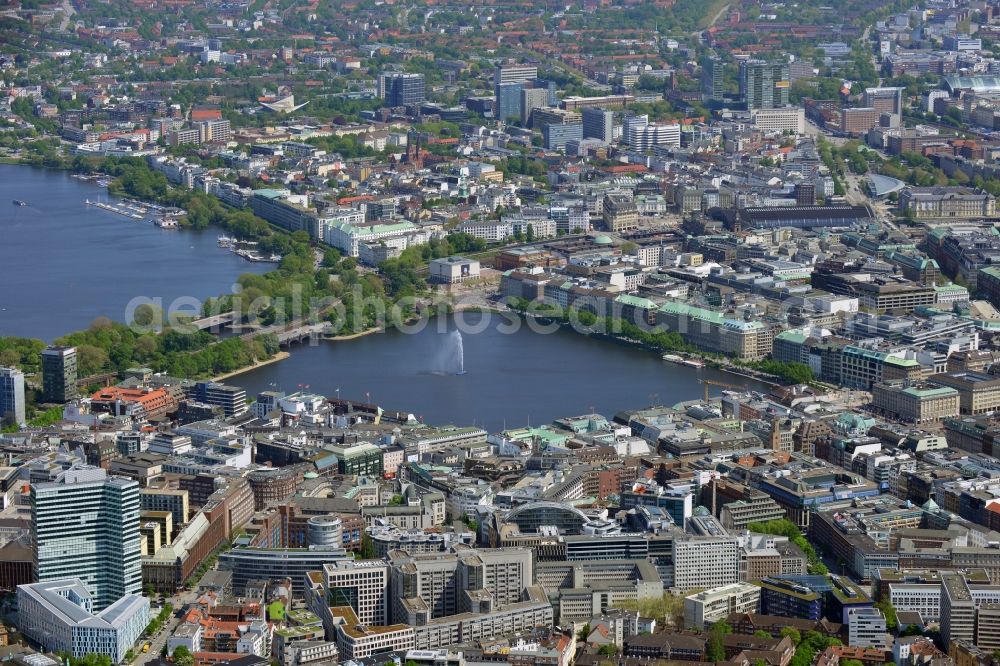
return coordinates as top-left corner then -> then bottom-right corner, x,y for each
715,366 -> 781,389
325,327 -> 382,341
518,312 -> 787,390
213,351 -> 290,381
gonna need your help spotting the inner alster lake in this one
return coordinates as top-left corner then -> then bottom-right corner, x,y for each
232,313 -> 766,432
2,165 -> 761,429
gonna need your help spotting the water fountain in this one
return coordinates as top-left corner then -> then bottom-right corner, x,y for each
451,330 -> 466,375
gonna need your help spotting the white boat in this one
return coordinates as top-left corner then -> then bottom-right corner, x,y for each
662,354 -> 684,363
155,217 -> 179,229
218,235 -> 234,247
682,358 -> 705,369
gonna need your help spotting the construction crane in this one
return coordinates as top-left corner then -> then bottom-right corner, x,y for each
700,378 -> 746,403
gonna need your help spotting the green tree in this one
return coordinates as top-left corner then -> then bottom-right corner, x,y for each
780,627 -> 802,645
172,646 -> 194,666
598,644 -> 618,656
76,344 -> 110,377
707,621 -> 732,661
875,600 -> 898,631
358,532 -> 375,559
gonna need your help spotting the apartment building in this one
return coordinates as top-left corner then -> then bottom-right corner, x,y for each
740,61 -> 790,110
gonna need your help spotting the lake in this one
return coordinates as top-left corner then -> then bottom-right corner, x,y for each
1,165 -> 765,429
232,313 -> 766,432
0,165 -> 270,342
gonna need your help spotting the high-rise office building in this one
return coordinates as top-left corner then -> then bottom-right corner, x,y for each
542,122 -> 583,150
378,72 -> 426,107
41,346 -> 77,404
535,78 -> 559,106
31,466 -> 141,610
495,82 -> 524,124
521,87 -> 549,127
581,107 -> 614,142
494,63 -> 538,87
622,113 -> 649,142
740,60 -> 790,111
0,367 -> 25,427
627,121 -> 681,150
863,87 -> 904,115
701,56 -> 725,102
191,380 -> 247,417
671,537 -> 740,592
321,560 -> 390,625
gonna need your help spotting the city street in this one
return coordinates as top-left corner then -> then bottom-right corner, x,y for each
135,588 -> 201,664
